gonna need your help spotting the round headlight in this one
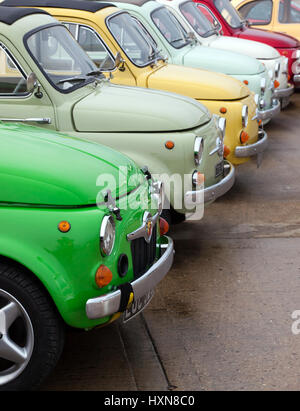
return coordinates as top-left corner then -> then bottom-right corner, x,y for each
242,105 -> 248,128
152,180 -> 164,215
194,137 -> 204,166
100,215 -> 115,256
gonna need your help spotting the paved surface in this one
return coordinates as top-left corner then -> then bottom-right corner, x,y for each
41,91 -> 300,391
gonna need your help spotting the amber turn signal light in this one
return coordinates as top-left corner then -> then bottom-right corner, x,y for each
220,107 -> 227,114
159,217 -> 169,235
95,265 -> 113,288
274,80 -> 280,88
58,221 -> 71,233
223,145 -> 231,157
240,131 -> 249,144
165,141 -> 175,150
243,80 -> 249,85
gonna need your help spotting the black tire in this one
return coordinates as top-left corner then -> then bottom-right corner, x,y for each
0,263 -> 65,391
161,208 -> 186,225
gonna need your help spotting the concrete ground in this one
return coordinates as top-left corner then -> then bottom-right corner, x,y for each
41,92 -> 300,391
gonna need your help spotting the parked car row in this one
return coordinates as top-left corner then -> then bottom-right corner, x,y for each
0,0 -> 297,390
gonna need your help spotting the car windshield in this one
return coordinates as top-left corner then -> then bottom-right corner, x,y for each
180,1 -> 217,37
214,0 -> 244,28
25,25 -> 99,92
151,6 -> 190,49
107,12 -> 162,67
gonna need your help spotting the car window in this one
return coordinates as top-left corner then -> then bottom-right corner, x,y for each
214,0 -> 243,28
0,44 -> 28,96
239,0 -> 273,24
151,7 -> 190,49
64,23 -> 115,70
196,4 -> 222,30
26,25 -> 98,93
107,12 -> 162,67
278,0 -> 300,23
180,1 -> 218,37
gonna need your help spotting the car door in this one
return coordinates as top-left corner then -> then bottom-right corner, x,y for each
63,22 -> 137,86
0,39 -> 56,129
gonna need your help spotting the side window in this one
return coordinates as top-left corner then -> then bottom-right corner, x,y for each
0,44 -> 28,96
197,4 -> 222,31
278,0 -> 300,23
63,22 -> 115,70
239,0 -> 273,24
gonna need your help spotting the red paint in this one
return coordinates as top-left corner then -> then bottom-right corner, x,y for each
193,0 -> 300,84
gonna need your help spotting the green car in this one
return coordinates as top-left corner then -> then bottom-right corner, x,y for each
0,120 -> 173,390
107,0 -> 280,124
0,6 -> 235,224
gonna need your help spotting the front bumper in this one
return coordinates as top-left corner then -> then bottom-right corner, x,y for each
203,160 -> 235,204
294,74 -> 300,84
274,84 -> 294,99
85,236 -> 174,320
235,129 -> 268,159
257,98 -> 281,121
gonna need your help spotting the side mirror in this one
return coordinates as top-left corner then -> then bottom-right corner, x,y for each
114,51 -> 125,72
27,73 -> 43,98
26,72 -> 38,94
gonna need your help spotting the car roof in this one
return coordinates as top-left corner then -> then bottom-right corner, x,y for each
100,0 -> 151,6
0,6 -> 50,24
1,0 -> 116,12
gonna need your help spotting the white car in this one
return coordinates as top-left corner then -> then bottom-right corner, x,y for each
157,0 -> 294,108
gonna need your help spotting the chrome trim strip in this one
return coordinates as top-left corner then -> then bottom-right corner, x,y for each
85,236 -> 174,319
293,74 -> 300,83
0,118 -> 51,124
235,130 -> 268,158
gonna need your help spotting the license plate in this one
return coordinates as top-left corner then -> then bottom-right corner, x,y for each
215,160 -> 224,178
123,289 -> 154,322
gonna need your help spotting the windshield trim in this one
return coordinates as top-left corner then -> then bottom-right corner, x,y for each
23,23 -> 97,95
213,0 -> 243,28
106,10 -> 162,69
150,5 -> 190,50
179,0 -> 217,38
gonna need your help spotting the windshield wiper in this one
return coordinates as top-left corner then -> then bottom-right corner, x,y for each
86,70 -> 106,78
57,75 -> 87,85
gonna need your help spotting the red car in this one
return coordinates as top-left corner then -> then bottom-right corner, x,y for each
193,0 -> 300,87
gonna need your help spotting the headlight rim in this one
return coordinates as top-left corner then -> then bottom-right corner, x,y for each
194,136 -> 204,166
242,105 -> 248,128
100,214 -> 116,257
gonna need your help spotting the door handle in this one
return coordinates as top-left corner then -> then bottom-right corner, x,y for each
0,118 -> 51,124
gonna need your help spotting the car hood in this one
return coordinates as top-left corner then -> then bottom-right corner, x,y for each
182,44 -> 264,75
0,122 -> 142,206
237,26 -> 300,49
210,35 -> 280,59
72,82 -> 210,132
147,63 -> 249,101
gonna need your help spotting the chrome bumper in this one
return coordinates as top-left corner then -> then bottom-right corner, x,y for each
257,98 -> 281,121
293,74 -> 300,84
235,129 -> 268,158
204,161 -> 235,203
85,236 -> 174,320
274,84 -> 294,99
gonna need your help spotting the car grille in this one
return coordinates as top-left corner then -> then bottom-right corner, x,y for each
131,224 -> 157,279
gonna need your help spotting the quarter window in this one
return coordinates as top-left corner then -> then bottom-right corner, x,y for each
0,44 -> 28,96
